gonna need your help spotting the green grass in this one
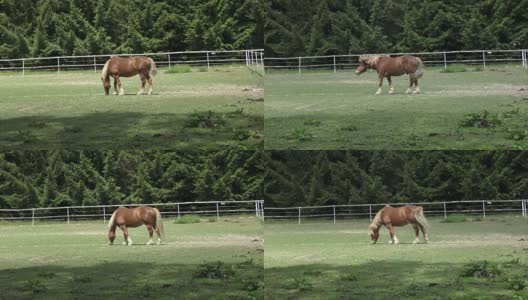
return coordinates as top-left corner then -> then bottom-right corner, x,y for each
265,216 -> 528,299
265,65 -> 528,150
440,65 -> 468,73
0,66 -> 263,150
0,216 -> 263,299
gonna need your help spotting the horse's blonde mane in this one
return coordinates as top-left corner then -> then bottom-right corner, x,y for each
359,55 -> 389,66
101,59 -> 110,80
107,210 -> 118,229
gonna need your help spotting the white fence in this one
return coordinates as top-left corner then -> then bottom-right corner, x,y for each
0,200 -> 264,225
266,199 -> 528,224
0,49 -> 265,75
265,49 -> 528,74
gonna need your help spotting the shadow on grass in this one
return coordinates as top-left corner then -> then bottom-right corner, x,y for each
0,110 -> 263,150
0,261 -> 263,300
265,260 -> 528,300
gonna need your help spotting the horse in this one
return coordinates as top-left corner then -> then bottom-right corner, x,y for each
101,56 -> 158,96
355,55 -> 424,95
368,205 -> 429,245
107,206 -> 165,246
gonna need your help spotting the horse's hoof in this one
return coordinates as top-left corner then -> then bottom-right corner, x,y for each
148,92 -> 153,96
113,92 -> 118,96
389,91 -> 394,95
122,242 -> 127,246
412,240 -> 418,244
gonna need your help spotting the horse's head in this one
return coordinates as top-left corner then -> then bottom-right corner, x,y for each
368,224 -> 379,244
355,57 -> 369,75
108,227 -> 116,245
102,77 -> 111,95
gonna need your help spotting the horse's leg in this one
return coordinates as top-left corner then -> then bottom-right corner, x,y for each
119,224 -> 132,245
413,78 -> 420,94
387,224 -> 399,244
412,224 -> 420,244
376,75 -> 383,95
138,73 -> 147,95
116,75 -> 124,96
154,224 -> 162,245
113,77 -> 119,95
418,224 -> 428,243
146,74 -> 153,95
387,76 -> 394,94
145,224 -> 154,245
406,76 -> 413,94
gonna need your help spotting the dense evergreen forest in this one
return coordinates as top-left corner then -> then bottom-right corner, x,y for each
265,0 -> 528,57
0,0 -> 264,58
0,151 -> 263,209
264,151 -> 528,207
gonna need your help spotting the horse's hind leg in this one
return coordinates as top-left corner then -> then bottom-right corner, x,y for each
418,224 -> 428,243
413,78 -> 420,94
412,224 -> 420,244
138,73 -> 147,95
146,74 -> 153,95
154,224 -> 162,245
387,76 -> 394,94
406,77 -> 413,94
145,224 -> 154,245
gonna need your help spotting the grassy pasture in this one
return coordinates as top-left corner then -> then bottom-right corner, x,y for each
265,216 -> 528,299
0,216 -> 263,300
0,66 -> 263,150
265,65 -> 528,150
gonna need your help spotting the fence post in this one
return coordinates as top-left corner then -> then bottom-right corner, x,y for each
207,52 -> 210,71
103,206 -> 106,223
333,205 -> 336,224
443,202 -> 447,219
482,51 -> 486,69
369,205 -> 372,222
67,207 -> 70,224
260,52 -> 265,74
333,55 -> 336,73
255,201 -> 258,219
482,200 -> 486,218
298,207 -> 301,224
94,56 -> 97,73
177,203 -> 180,219
298,57 -> 301,76
32,208 -> 35,226
168,54 -> 171,69
57,57 -> 60,75
443,52 -> 447,69
216,202 -> 219,221
22,59 -> 25,76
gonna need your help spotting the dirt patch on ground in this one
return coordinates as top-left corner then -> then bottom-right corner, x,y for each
430,84 -> 528,97
174,234 -> 264,247
162,85 -> 263,98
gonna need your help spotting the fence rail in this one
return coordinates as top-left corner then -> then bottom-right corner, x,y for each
265,49 -> 528,74
265,199 -> 528,224
0,200 -> 264,225
0,49 -> 265,75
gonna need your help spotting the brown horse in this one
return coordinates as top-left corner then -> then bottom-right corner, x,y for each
108,206 -> 165,246
368,205 -> 429,244
355,55 -> 424,95
101,56 -> 158,96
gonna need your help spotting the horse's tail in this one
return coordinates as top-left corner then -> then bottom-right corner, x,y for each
154,208 -> 165,239
101,59 -> 111,80
148,58 -> 158,76
108,209 -> 117,229
414,57 -> 424,79
415,206 -> 430,230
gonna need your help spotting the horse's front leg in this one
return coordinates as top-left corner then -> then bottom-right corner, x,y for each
146,74 -> 153,95
413,78 -> 420,94
113,77 -> 119,95
406,77 -> 413,94
154,225 -> 162,245
120,225 -> 132,246
376,75 -> 384,95
145,224 -> 154,245
115,75 -> 124,96
387,76 -> 394,94
412,224 -> 420,244
386,224 -> 399,244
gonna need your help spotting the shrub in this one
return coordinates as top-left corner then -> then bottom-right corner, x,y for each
289,128 -> 313,141
460,261 -> 501,279
288,276 -> 313,291
174,214 -> 201,224
26,279 -> 47,293
194,261 -> 235,279
184,111 -> 225,128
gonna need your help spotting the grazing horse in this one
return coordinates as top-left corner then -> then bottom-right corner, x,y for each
101,56 -> 158,96
368,205 -> 429,244
108,206 -> 165,246
355,55 -> 424,95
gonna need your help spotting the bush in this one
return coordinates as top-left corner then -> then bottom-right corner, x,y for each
459,111 -> 501,128
440,65 -> 467,73
26,279 -> 47,294
194,261 -> 235,279
460,261 -> 501,279
165,65 -> 192,74
289,128 -> 313,141
288,276 -> 313,291
184,111 -> 225,129
174,214 -> 201,224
